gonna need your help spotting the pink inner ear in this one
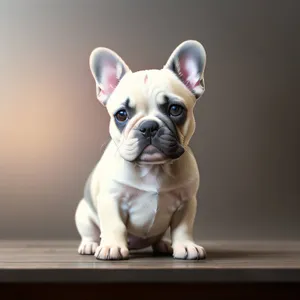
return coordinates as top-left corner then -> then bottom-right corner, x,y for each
178,55 -> 201,90
101,62 -> 121,95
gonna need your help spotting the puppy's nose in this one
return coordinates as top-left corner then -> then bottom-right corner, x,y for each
139,120 -> 159,137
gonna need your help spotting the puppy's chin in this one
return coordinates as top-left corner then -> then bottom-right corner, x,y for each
136,145 -> 168,165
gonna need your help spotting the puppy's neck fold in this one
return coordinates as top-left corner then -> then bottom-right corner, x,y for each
133,160 -> 177,179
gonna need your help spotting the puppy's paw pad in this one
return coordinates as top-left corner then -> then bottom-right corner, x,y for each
78,241 -> 98,255
152,239 -> 173,255
173,242 -> 206,260
94,245 -> 129,260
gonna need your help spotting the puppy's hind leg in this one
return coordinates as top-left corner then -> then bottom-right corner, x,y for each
75,199 -> 100,255
152,231 -> 173,256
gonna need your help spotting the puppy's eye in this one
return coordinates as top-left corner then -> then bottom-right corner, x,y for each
169,104 -> 183,117
115,109 -> 128,122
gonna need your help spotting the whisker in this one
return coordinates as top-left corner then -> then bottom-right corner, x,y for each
112,136 -> 140,158
112,138 -> 125,157
99,138 -> 111,153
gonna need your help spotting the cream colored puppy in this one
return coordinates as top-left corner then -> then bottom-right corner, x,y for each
75,40 -> 207,260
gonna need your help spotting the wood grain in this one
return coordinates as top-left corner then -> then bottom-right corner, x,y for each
0,240 -> 300,283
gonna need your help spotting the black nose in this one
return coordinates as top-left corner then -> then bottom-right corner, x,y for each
139,120 -> 159,137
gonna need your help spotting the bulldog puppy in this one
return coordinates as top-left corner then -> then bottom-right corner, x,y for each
75,40 -> 207,260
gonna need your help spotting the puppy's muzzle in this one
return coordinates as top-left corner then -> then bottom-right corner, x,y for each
135,120 -> 185,162
138,120 -> 159,138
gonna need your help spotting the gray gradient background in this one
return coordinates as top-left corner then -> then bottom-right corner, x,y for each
1,0 -> 299,241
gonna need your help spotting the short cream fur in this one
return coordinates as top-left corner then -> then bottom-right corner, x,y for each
75,40 -> 207,260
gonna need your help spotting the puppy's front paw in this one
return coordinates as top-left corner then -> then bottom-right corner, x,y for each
94,245 -> 129,260
172,241 -> 206,260
78,241 -> 98,255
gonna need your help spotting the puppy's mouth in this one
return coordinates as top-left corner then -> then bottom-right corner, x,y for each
129,126 -> 185,164
137,145 -> 168,164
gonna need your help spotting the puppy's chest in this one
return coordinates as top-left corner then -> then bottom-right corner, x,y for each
120,174 -> 189,238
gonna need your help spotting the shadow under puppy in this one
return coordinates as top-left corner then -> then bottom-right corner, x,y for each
75,40 -> 207,260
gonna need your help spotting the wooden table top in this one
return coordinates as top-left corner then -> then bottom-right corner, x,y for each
1,240 -> 300,283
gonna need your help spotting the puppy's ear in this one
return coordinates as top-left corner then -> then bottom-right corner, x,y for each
89,47 -> 131,106
163,40 -> 206,99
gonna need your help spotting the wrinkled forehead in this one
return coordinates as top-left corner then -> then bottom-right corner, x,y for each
106,69 -> 195,114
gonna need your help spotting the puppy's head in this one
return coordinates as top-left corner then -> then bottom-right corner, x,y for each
89,40 -> 206,164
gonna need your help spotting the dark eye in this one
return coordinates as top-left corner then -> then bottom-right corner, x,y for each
169,104 -> 183,117
115,109 -> 128,122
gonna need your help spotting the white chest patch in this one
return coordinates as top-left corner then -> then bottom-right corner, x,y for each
119,165 -> 187,238
124,189 -> 182,238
